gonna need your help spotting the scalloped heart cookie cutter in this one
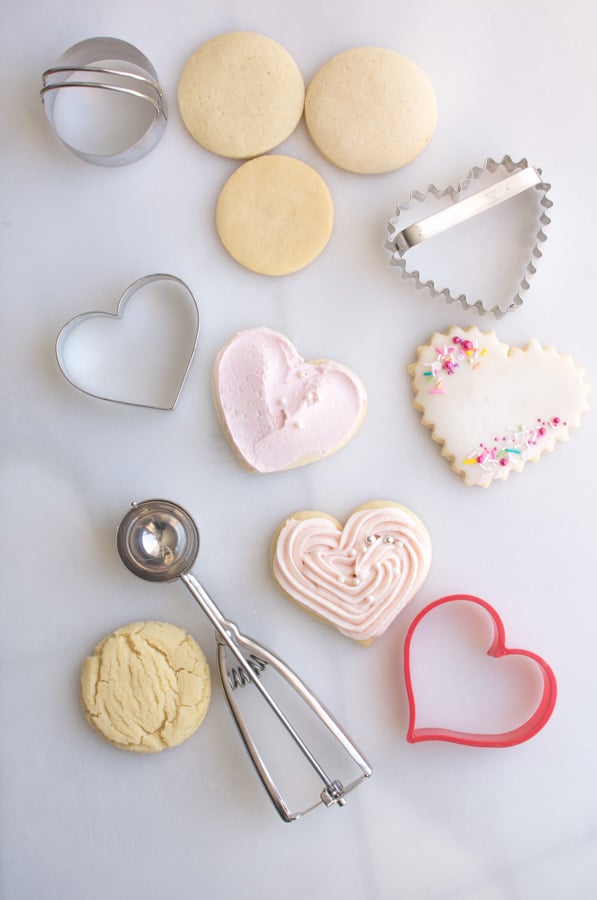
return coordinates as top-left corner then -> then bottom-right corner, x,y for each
403,594 -> 557,748
385,155 -> 552,318
56,273 -> 200,411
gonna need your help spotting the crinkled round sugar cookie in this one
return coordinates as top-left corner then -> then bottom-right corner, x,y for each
80,621 -> 211,752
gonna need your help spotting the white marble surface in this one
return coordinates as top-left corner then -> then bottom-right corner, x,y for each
1,1 -> 596,897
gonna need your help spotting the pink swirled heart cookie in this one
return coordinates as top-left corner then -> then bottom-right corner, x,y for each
212,327 -> 367,473
271,501 -> 432,645
410,326 -> 590,487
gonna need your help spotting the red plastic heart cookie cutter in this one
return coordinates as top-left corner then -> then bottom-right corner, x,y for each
403,594 -> 557,747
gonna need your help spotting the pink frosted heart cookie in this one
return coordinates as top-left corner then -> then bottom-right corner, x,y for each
212,327 -> 367,473
410,326 -> 590,487
271,501 -> 432,644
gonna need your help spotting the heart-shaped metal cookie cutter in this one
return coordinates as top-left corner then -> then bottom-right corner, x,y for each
56,273 -> 199,411
385,156 -> 552,317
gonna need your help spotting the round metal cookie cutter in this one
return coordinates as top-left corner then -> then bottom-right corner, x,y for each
41,37 -> 167,166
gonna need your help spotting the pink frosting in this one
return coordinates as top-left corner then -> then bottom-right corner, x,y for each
272,504 -> 432,642
213,327 -> 367,473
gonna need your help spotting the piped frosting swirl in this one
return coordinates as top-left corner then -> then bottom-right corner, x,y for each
272,502 -> 432,643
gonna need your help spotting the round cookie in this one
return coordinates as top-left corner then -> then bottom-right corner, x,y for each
305,47 -> 437,174
80,621 -> 211,753
178,31 -> 305,159
215,155 -> 334,275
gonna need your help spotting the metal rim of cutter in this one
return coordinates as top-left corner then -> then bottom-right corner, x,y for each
385,156 -> 553,318
55,273 -> 200,411
41,37 -> 167,166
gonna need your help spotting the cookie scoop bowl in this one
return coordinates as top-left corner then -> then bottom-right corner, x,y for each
117,498 -> 200,582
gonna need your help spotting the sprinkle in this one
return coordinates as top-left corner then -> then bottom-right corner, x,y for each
424,334 -> 485,394
464,416 -> 565,477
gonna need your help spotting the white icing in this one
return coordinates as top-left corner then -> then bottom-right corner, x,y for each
410,327 -> 590,487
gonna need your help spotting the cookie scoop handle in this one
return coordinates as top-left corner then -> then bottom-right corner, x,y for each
181,572 -> 371,821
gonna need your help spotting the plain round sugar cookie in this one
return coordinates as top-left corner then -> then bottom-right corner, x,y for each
216,155 -> 334,275
178,31 -> 305,159
305,47 -> 437,174
80,621 -> 211,753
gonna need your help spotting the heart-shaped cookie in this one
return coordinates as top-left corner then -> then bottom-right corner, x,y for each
212,327 -> 367,473
56,274 -> 200,410
404,595 -> 557,747
410,326 -> 590,486
271,501 -> 432,644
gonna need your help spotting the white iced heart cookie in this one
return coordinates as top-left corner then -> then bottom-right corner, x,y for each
410,326 -> 590,487
212,327 -> 367,473
271,501 -> 432,645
